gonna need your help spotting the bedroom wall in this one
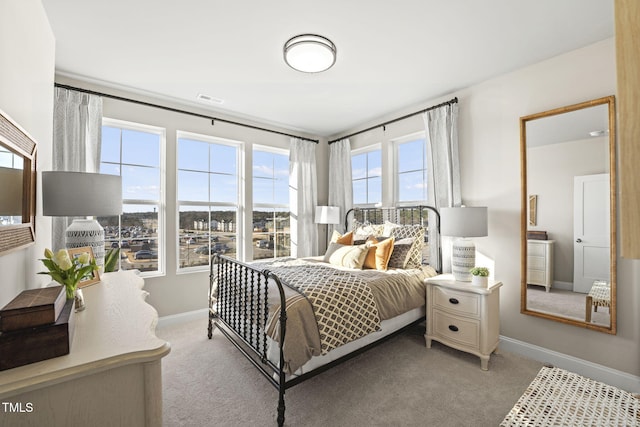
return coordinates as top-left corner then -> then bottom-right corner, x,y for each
0,0 -> 55,308
333,38 -> 640,378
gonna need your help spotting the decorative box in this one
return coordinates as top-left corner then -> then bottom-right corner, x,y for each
0,298 -> 76,371
527,230 -> 548,240
0,286 -> 66,332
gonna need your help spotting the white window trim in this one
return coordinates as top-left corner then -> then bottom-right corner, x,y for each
351,143 -> 382,207
392,131 -> 427,206
251,144 -> 290,261
102,117 -> 166,278
175,130 -> 243,273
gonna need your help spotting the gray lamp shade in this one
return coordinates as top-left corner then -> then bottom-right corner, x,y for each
315,206 -> 340,225
42,171 -> 123,217
440,207 -> 488,238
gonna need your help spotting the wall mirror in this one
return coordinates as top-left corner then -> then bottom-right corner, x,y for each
520,96 -> 616,334
0,109 -> 37,255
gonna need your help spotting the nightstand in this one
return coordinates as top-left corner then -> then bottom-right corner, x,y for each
425,274 -> 502,370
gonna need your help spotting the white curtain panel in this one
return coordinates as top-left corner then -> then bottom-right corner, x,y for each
423,102 -> 461,273
328,138 -> 353,233
289,138 -> 318,257
52,88 -> 103,250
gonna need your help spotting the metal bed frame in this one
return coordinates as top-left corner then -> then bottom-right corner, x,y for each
208,205 -> 440,426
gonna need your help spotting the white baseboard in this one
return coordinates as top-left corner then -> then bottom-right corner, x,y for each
552,280 -> 573,291
158,308 -> 208,329
500,335 -> 640,393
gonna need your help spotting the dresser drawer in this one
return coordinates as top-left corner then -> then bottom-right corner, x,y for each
528,242 -> 547,257
432,286 -> 480,317
528,255 -> 546,270
432,310 -> 480,348
527,269 -> 546,284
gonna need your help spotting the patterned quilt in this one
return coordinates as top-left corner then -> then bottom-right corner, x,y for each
257,258 -> 381,355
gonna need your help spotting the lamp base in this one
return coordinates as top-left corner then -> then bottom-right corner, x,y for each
65,219 -> 105,269
452,238 -> 475,282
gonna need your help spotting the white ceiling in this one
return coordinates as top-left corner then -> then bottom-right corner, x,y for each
41,0 -> 614,138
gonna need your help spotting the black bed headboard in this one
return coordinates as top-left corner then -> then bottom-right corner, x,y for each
344,205 -> 441,273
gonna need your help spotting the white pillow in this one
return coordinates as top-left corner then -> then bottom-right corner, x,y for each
323,242 -> 369,269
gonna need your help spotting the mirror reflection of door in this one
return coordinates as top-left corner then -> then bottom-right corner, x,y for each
573,173 -> 610,293
522,97 -> 615,332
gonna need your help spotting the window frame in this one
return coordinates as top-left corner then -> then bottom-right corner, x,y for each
393,131 -> 428,206
252,144 -> 290,261
176,130 -> 242,273
101,117 -> 166,277
351,143 -> 382,208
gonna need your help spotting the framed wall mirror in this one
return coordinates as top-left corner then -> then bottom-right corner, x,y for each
520,96 -> 616,334
0,109 -> 37,255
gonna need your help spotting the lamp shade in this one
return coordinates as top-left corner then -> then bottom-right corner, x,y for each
42,171 -> 122,217
315,206 -> 340,225
440,207 -> 488,238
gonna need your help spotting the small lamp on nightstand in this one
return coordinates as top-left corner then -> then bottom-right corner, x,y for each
42,171 -> 122,270
441,206 -> 488,281
315,206 -> 340,252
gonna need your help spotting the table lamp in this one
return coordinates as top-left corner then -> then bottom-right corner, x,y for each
440,206 -> 488,281
315,206 -> 340,250
42,171 -> 122,269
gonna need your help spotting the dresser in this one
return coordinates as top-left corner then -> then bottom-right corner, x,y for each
0,270 -> 170,427
527,240 -> 554,292
425,274 -> 502,370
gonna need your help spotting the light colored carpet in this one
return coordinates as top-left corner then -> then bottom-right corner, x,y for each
526,285 -> 610,326
157,317 -> 543,426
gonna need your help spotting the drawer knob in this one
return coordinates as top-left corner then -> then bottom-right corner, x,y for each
448,325 -> 459,332
449,298 -> 459,305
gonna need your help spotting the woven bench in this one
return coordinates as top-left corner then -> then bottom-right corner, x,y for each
501,366 -> 639,426
585,280 -> 610,323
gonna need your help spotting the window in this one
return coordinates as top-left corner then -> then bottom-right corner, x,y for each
351,148 -> 381,206
177,132 -> 239,270
0,145 -> 24,225
100,119 -> 164,275
253,147 -> 289,260
396,135 -> 428,203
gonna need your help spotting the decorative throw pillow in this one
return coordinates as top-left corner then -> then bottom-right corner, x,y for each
323,242 -> 368,269
387,238 -> 415,269
330,230 -> 354,245
363,237 -> 395,270
382,220 -> 401,236
389,225 -> 425,268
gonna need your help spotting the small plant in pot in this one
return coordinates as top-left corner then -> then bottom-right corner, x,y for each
469,267 -> 489,286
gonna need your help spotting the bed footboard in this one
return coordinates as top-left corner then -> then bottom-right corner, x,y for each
208,254 -> 288,426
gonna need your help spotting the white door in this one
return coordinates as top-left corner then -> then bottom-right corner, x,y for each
573,174 -> 610,293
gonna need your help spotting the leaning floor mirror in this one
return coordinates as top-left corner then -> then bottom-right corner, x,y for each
520,95 -> 616,334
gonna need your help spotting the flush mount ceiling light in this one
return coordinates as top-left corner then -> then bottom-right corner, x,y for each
284,34 -> 336,73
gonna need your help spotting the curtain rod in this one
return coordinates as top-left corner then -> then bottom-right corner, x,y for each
54,83 -> 319,144
328,97 -> 458,144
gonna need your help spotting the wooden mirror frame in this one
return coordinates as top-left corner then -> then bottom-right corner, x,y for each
520,96 -> 616,334
0,109 -> 37,255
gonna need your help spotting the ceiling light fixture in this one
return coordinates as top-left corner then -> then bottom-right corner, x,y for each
283,34 -> 336,73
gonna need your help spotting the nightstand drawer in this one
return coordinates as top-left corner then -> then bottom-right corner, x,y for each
528,256 -> 546,270
432,286 -> 480,317
527,269 -> 546,284
528,243 -> 547,257
432,310 -> 480,348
